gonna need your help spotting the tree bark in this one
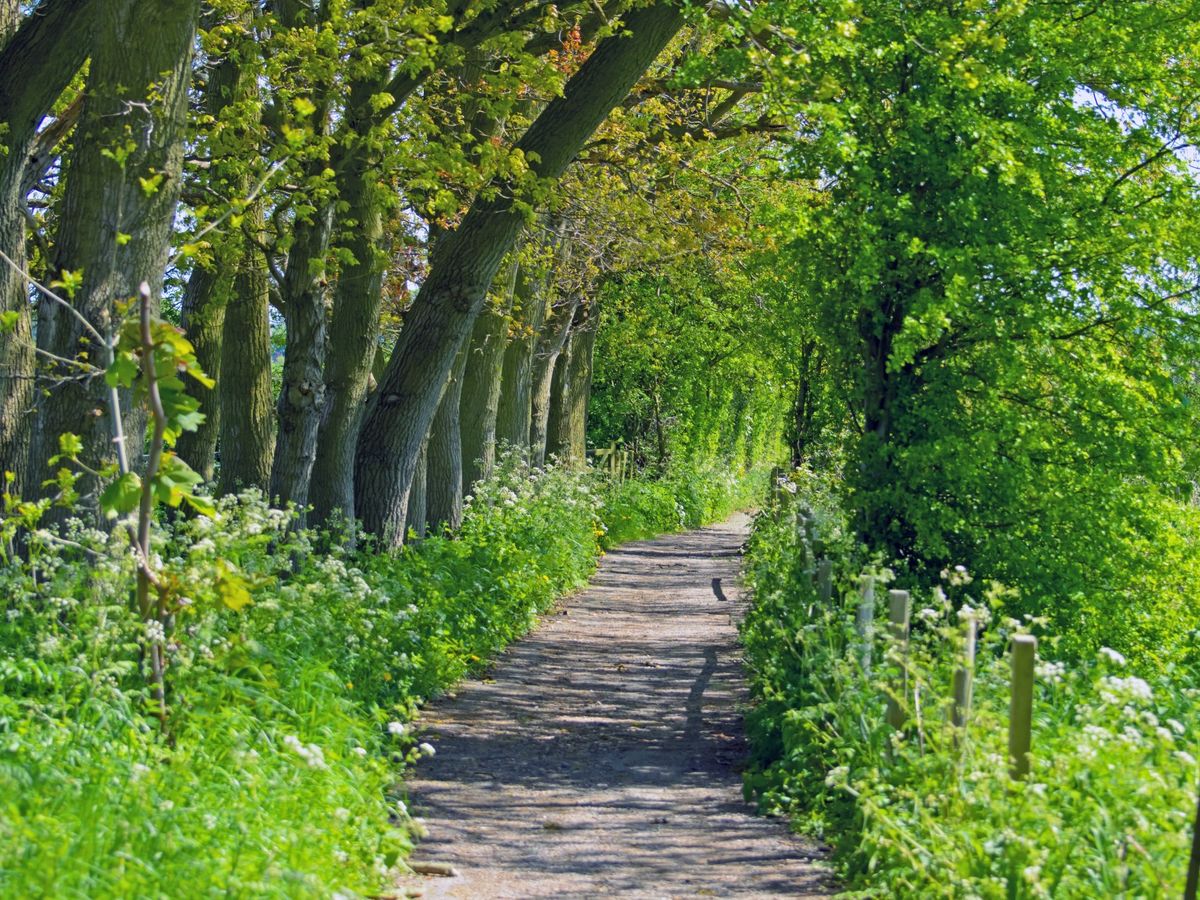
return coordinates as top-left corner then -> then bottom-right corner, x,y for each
308,129 -> 387,523
176,264 -> 228,481
530,292 -> 581,467
0,0 -> 94,494
32,0 -> 197,507
218,223 -> 275,494
425,342 -> 469,534
405,444 -> 427,541
547,301 -> 598,467
268,201 -> 332,512
273,12 -> 489,520
354,1 -> 684,546
494,262 -> 548,456
459,261 -> 518,492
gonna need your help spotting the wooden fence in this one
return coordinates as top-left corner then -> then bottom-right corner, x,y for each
592,442 -> 634,484
784,497 -> 1038,782
776,484 -> 1200,889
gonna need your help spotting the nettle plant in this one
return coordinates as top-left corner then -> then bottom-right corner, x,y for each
21,281 -> 249,730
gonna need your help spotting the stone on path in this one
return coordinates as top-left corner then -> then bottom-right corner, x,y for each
396,513 -> 833,899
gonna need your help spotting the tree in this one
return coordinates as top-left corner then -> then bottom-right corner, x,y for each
353,0 -> 686,546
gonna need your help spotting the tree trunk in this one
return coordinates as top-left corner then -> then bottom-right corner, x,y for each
494,262 -> 548,456
459,261 -> 518,492
425,343 -> 469,534
176,264 -> 228,481
268,201 -> 332,512
788,339 -> 822,469
405,444 -> 427,541
33,0 -> 196,508
218,224 -> 275,494
547,301 -> 598,467
530,292 -> 581,467
354,1 -> 684,546
0,0 -> 94,495
308,134 -> 387,524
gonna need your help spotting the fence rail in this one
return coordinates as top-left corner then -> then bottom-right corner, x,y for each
591,443 -> 634,483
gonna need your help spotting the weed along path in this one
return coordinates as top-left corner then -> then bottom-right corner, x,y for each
396,513 -> 833,899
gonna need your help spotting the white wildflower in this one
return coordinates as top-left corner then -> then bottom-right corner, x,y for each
387,721 -> 406,736
418,742 -> 436,757
352,746 -> 368,758
1174,750 -> 1196,767
283,734 -> 328,769
916,607 -> 939,622
1098,647 -> 1126,667
1023,866 -> 1041,883
1167,719 -> 1186,735
824,765 -> 849,787
1036,660 -> 1066,684
1099,675 -> 1152,705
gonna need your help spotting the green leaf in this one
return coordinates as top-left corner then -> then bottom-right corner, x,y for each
57,433 -> 83,458
105,351 -> 139,388
216,560 -> 252,611
99,471 -> 142,518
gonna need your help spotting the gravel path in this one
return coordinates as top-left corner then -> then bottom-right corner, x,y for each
396,513 -> 833,899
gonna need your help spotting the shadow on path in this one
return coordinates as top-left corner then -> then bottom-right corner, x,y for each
397,514 -> 832,899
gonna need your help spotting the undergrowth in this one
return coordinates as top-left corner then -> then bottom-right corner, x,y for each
0,454 -> 758,898
740,469 -> 1200,897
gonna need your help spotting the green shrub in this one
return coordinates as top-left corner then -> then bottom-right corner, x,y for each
599,464 -> 766,547
741,473 -> 1200,897
1,455 -> 747,897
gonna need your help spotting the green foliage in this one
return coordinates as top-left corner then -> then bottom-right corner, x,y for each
727,0 -> 1200,664
599,464 -> 766,548
0,454 -> 743,896
590,267 -> 790,474
741,477 -> 1200,896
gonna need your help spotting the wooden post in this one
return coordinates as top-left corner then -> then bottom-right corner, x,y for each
856,575 -> 875,672
1008,634 -> 1037,779
952,616 -> 978,732
885,589 -> 911,730
816,559 -> 833,604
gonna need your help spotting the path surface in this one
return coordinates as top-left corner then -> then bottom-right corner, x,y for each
396,514 -> 832,899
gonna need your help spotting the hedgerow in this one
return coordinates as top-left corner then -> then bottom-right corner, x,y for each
0,454 -> 754,897
740,470 -> 1200,897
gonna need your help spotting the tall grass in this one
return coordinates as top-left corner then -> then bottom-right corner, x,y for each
740,471 -> 1200,897
0,455 -> 756,897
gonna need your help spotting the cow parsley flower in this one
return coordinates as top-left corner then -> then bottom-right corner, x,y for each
1098,647 -> 1126,666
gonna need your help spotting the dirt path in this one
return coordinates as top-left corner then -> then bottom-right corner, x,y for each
396,513 -> 832,899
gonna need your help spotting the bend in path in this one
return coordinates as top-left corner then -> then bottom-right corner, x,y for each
397,513 -> 833,899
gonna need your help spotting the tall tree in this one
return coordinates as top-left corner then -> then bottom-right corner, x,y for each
0,0 -> 94,493
354,0 -> 685,546
459,263 -> 517,492
33,0 -> 198,506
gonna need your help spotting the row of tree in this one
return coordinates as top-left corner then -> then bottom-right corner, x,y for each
0,0 -> 781,546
